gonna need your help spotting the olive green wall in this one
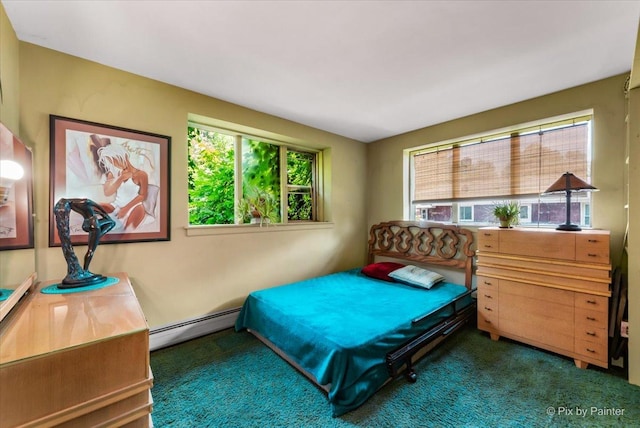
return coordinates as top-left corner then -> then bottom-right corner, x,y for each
16,42 -> 367,328
366,73 -> 637,386
0,4 -> 19,130
0,4 -> 35,289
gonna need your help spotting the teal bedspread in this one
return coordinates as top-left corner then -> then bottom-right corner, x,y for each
235,268 -> 472,416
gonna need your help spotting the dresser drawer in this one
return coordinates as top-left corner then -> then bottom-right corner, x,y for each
479,297 -> 499,315
478,264 -> 610,294
478,230 -> 500,252
477,275 -> 499,289
478,253 -> 610,281
574,324 -> 607,343
575,234 -> 610,264
499,283 -> 574,352
499,229 -> 575,260
500,291 -> 574,328
575,307 -> 608,329
500,280 -> 574,307
476,275 -> 499,290
477,286 -> 498,304
478,303 -> 499,332
575,337 -> 608,362
574,293 -> 608,313
499,303 -> 574,352
478,311 -> 499,332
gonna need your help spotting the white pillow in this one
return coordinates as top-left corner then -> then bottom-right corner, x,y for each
388,265 -> 445,289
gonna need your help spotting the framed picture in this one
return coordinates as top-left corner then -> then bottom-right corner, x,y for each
49,115 -> 171,246
0,122 -> 34,250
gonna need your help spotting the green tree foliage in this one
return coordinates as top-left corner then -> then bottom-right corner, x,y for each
242,139 -> 281,222
287,151 -> 312,185
287,151 -> 313,220
187,127 -> 235,224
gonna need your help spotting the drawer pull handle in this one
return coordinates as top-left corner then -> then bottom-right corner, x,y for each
484,245 -> 492,248
588,239 -> 598,243
483,233 -> 492,236
484,307 -> 493,311
586,316 -> 596,321
484,295 -> 492,299
586,348 -> 596,353
587,253 -> 598,257
586,300 -> 597,305
586,331 -> 597,336
484,281 -> 492,285
484,320 -> 492,324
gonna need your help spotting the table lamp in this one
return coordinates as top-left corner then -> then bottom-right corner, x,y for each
542,172 -> 597,231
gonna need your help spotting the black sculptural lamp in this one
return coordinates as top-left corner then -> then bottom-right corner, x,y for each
54,198 -> 116,288
542,172 -> 597,232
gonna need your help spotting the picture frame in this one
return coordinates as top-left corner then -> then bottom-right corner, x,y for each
0,122 -> 34,250
49,115 -> 171,246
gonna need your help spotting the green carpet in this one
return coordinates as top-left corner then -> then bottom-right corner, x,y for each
150,325 -> 639,427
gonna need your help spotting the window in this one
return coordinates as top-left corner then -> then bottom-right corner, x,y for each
287,150 -> 315,221
582,203 -> 591,226
519,203 -> 532,224
408,114 -> 593,228
459,205 -> 473,222
188,123 -> 318,225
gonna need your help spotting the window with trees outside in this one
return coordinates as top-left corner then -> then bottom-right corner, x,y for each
188,123 -> 318,226
408,114 -> 593,228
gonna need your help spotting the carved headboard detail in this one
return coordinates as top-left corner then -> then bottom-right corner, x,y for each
367,221 -> 475,289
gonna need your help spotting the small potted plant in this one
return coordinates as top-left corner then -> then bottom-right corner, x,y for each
493,201 -> 520,228
237,187 -> 280,226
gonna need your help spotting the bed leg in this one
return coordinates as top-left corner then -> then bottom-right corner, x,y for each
405,360 -> 417,383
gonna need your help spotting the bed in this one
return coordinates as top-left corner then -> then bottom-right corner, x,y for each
235,221 -> 476,416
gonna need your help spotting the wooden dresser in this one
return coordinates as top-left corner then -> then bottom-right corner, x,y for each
476,227 -> 611,369
0,272 -> 153,427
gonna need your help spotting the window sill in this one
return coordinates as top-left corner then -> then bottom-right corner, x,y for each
185,222 -> 334,236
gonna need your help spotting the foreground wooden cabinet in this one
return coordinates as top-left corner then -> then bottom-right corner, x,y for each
476,227 -> 611,369
0,272 -> 153,427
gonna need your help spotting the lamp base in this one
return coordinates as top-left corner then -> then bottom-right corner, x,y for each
556,224 -> 582,232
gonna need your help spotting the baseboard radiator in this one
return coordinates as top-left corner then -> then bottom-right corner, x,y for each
149,307 -> 241,351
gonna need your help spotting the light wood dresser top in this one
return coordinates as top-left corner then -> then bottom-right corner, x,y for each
0,272 -> 148,365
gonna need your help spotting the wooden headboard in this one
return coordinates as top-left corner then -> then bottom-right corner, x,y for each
367,221 -> 475,289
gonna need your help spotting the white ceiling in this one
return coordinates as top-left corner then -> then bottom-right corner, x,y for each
3,1 -> 639,142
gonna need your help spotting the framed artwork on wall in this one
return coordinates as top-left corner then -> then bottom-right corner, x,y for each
49,115 -> 171,246
0,122 -> 34,250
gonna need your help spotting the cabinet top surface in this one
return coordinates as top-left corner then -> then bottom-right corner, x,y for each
479,227 -> 610,235
0,272 -> 148,365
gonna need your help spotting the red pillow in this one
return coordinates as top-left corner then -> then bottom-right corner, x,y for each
361,262 -> 406,282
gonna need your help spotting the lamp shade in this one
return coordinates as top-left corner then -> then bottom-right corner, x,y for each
0,159 -> 24,181
543,172 -> 597,194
